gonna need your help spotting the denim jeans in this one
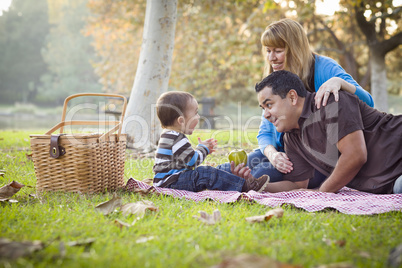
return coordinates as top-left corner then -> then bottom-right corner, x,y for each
217,148 -> 327,188
216,149 -> 283,182
169,165 -> 245,192
393,175 -> 402,194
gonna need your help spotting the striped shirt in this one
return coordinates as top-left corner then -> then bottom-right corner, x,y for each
153,129 -> 210,187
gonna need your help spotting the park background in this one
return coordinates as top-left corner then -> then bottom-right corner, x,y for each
1,1 -> 402,267
0,0 -> 401,131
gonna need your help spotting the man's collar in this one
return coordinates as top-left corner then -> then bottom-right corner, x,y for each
300,92 -> 315,119
293,91 -> 315,132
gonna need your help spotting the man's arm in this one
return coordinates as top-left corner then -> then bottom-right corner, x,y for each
318,130 -> 367,192
263,179 -> 309,193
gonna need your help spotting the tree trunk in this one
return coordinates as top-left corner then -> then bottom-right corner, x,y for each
370,51 -> 388,112
123,0 -> 177,150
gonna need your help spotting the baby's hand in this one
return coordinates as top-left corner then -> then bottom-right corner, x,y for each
230,161 -> 253,180
198,137 -> 217,154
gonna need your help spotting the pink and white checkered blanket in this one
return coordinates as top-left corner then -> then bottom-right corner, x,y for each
125,178 -> 402,215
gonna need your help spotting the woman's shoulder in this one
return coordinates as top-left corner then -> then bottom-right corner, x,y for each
314,54 -> 339,67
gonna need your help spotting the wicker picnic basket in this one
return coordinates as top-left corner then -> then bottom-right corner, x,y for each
30,93 -> 127,194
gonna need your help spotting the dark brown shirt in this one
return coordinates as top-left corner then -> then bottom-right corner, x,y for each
283,92 -> 402,194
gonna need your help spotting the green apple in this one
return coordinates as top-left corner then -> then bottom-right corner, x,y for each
228,149 -> 248,166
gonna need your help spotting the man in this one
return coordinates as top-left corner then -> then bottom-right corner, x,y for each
254,70 -> 402,194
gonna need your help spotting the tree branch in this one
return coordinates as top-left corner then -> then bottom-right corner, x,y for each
376,31 -> 402,56
354,4 -> 377,45
315,47 -> 344,54
369,7 -> 401,24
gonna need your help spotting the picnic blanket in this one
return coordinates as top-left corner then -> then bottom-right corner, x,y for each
125,178 -> 402,215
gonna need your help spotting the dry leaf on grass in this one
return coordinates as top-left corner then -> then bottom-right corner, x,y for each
0,181 -> 24,199
211,254 -> 303,268
136,236 -> 155,244
388,243 -> 402,268
95,193 -> 122,215
26,153 -> 33,161
315,263 -> 355,268
0,199 -> 18,203
141,178 -> 154,185
322,237 -> 346,247
131,188 -> 153,196
194,209 -> 221,225
121,200 -> 158,218
114,219 -> 134,229
0,238 -> 45,260
245,208 -> 284,223
67,238 -> 96,248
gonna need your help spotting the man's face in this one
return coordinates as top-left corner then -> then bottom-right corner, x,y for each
257,86 -> 299,133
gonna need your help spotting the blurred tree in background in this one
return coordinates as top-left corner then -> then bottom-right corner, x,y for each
37,0 -> 101,105
0,0 -> 49,104
0,0 -> 400,108
86,0 -> 282,106
0,0 -> 101,105
86,0 -> 401,107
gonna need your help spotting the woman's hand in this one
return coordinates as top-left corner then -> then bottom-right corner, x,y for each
198,137 -> 217,153
270,152 -> 293,174
264,145 -> 293,174
315,77 -> 357,109
315,77 -> 341,109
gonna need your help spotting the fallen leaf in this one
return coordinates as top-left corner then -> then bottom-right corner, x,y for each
388,243 -> 402,268
194,209 -> 221,225
59,241 -> 66,258
114,219 -> 134,229
141,178 -> 153,185
358,251 -> 371,258
95,194 -> 122,215
121,200 -> 158,218
335,240 -> 346,247
67,238 -> 96,248
136,236 -> 155,244
0,198 -> 18,203
0,181 -> 25,199
0,238 -> 45,260
132,188 -> 153,196
26,153 -> 33,161
245,208 -> 284,223
315,263 -> 355,268
322,238 -> 346,247
211,254 -> 303,268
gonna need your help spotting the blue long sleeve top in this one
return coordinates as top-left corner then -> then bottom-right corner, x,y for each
257,54 -> 374,154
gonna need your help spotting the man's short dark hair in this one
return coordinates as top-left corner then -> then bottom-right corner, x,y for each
156,91 -> 194,128
255,70 -> 307,99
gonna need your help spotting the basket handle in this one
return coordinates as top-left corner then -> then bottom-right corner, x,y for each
46,93 -> 127,139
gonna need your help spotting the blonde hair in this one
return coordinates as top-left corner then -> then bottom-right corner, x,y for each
261,19 -> 315,92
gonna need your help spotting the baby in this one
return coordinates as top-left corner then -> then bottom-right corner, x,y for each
152,91 -> 269,192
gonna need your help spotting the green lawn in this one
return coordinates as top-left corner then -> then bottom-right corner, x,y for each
0,130 -> 401,268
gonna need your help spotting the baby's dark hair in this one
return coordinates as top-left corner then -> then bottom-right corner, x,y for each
255,70 -> 307,99
156,91 -> 195,128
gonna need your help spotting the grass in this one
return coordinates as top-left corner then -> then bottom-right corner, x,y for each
0,130 -> 401,268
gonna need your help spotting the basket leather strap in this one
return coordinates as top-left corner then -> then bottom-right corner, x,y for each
49,134 -> 66,159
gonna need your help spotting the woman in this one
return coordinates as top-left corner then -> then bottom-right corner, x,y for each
246,18 -> 374,188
